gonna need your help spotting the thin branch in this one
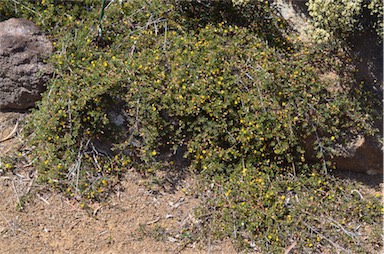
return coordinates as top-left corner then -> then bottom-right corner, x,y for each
11,0 -> 40,16
0,212 -> 16,237
303,221 -> 350,254
350,189 -> 363,200
0,121 -> 19,143
284,241 -> 297,254
163,21 -> 168,51
11,180 -> 20,206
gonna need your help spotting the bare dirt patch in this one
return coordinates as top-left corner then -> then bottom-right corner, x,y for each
0,170 -> 236,254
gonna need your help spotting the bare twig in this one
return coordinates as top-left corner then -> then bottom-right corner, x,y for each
303,221 -> 350,253
0,121 -> 19,143
284,241 -> 297,254
0,212 -> 16,237
36,193 -> 50,205
130,40 -> 137,55
328,218 -> 358,242
169,197 -> 185,209
11,0 -> 40,16
68,98 -> 73,136
93,205 -> 103,217
350,189 -> 364,200
311,121 -> 328,174
11,180 -> 20,205
146,217 -> 161,225
25,174 -> 36,195
244,72 -> 267,113
163,22 -> 168,50
16,228 -> 32,237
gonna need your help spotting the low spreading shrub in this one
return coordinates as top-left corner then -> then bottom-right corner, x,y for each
1,0 -> 382,252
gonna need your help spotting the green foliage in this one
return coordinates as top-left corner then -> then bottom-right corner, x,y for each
368,0 -> 384,39
307,0 -> 384,43
1,0 -> 381,252
195,171 -> 383,253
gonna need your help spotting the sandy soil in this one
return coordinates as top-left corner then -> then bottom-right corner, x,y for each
0,171 -> 236,254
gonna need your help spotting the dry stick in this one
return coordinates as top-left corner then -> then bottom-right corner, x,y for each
284,241 -> 297,254
0,211 -> 16,237
16,228 -> 32,237
303,221 -> 350,254
11,0 -> 40,16
11,180 -> 20,205
93,205 -> 103,217
244,72 -> 267,114
68,98 -> 73,136
25,175 -> 36,195
0,121 -> 19,143
105,0 -> 115,10
350,189 -> 364,200
146,217 -> 160,225
314,128 -> 328,174
222,187 -> 238,239
163,22 -> 168,51
36,193 -> 50,205
173,240 -> 189,254
328,218 -> 358,242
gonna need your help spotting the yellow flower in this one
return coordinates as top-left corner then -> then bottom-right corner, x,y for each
151,150 -> 157,156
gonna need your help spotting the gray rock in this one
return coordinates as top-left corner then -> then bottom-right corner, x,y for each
305,134 -> 383,175
0,18 -> 53,110
331,136 -> 383,175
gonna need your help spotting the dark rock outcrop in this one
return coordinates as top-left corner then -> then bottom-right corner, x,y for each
0,18 -> 53,110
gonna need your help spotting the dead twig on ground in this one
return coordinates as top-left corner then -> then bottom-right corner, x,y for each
11,180 -> 21,205
284,241 -> 297,254
0,121 -> 19,143
303,221 -> 350,254
146,217 -> 161,225
36,193 -> 50,205
25,172 -> 37,195
0,211 -> 16,237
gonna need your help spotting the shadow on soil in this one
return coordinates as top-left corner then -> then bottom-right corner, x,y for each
333,169 -> 383,191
